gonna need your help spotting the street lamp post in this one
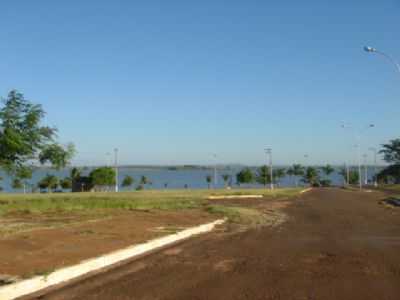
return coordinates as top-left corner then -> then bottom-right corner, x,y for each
304,154 -> 309,168
342,123 -> 374,190
344,162 -> 350,186
369,147 -> 378,187
265,148 -> 273,190
364,46 -> 400,75
105,152 -> 111,167
114,148 -> 119,192
362,153 -> 368,185
212,154 -> 217,189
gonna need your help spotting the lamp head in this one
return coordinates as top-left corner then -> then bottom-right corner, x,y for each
364,46 -> 376,53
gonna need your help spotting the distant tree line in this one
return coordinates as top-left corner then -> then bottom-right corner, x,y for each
207,163 -> 361,188
33,167 -> 153,193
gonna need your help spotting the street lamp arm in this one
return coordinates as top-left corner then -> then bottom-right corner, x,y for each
374,50 -> 400,75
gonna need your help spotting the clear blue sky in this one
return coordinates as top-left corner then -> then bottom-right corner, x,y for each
0,1 -> 399,166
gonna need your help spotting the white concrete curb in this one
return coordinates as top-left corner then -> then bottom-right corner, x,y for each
208,195 -> 263,200
0,219 -> 225,300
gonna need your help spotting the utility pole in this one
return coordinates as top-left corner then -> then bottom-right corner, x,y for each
263,151 -> 268,188
106,152 -> 111,167
344,162 -> 350,186
265,148 -> 273,190
213,154 -> 217,188
304,154 -> 309,168
363,153 -> 368,185
114,148 -> 119,192
341,123 -> 374,190
356,143 -> 362,190
369,147 -> 378,187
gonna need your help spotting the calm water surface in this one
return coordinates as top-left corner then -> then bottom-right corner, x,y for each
0,166 -> 382,193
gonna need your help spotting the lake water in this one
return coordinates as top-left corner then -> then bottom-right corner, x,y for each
0,166 -> 382,193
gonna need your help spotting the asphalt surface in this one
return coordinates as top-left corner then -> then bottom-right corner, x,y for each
22,188 -> 400,300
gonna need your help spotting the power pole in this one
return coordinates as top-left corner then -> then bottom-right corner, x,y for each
106,152 -> 111,167
114,148 -> 119,192
341,123 -> 374,190
356,144 -> 362,190
363,153 -> 368,185
265,148 -> 273,190
344,162 -> 350,186
213,154 -> 217,188
369,147 -> 378,187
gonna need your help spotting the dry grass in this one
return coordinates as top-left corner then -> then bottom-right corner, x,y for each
0,188 -> 302,215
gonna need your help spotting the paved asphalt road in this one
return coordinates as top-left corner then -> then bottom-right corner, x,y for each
22,188 -> 400,300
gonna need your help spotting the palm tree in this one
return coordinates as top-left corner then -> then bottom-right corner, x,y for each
70,167 -> 81,180
302,167 -> 320,187
273,168 -> 286,186
221,174 -> 231,188
139,175 -> 149,189
319,164 -> 334,187
320,164 -> 334,177
287,164 -> 305,187
206,175 -> 212,189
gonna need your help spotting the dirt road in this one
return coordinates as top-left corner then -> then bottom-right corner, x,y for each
23,188 -> 400,300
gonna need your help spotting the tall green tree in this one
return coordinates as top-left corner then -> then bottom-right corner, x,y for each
287,164 -> 305,187
380,139 -> 400,164
0,90 -> 75,173
378,139 -> 400,183
236,168 -> 254,186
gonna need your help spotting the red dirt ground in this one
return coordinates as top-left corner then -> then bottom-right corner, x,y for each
0,209 -> 215,278
22,188 -> 400,300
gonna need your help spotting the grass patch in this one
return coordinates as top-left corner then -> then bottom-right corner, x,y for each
0,188 -> 302,216
205,205 -> 266,225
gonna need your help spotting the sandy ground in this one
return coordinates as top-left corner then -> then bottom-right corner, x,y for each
21,188 -> 400,300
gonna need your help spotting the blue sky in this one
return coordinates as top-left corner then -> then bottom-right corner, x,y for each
0,1 -> 399,166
